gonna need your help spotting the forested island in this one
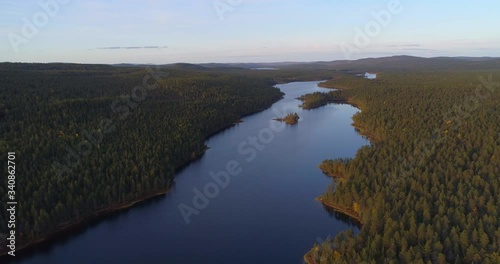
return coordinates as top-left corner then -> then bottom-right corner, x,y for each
274,112 -> 300,125
305,70 -> 500,263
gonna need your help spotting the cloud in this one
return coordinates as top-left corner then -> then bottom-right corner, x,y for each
386,44 -> 421,48
402,48 -> 437,51
96,46 -> 168,50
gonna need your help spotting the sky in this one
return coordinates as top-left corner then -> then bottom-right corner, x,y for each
1,0 -> 499,64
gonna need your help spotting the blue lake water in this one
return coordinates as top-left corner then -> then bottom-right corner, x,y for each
15,81 -> 368,264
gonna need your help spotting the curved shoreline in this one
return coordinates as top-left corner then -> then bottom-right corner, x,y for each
2,79 -> 367,261
0,92 -> 285,258
316,197 -> 363,225
304,251 -> 318,264
304,81 -> 371,264
352,124 -> 381,142
0,189 -> 170,258
311,81 -> 368,227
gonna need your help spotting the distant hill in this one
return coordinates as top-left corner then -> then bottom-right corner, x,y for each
0,62 -> 115,71
110,55 -> 500,72
450,56 -> 500,62
273,56 -> 500,72
196,56 -> 500,72
164,63 -> 209,71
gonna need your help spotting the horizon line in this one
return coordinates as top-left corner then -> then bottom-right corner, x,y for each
1,55 -> 500,66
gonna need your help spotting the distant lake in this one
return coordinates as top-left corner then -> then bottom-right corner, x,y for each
365,73 -> 377,79
15,81 -> 368,264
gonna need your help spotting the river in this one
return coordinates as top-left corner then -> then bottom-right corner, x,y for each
15,81 -> 369,264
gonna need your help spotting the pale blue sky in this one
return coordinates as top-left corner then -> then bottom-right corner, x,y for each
1,0 -> 499,63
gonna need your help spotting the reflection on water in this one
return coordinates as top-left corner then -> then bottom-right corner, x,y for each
16,81 -> 369,264
321,204 -> 362,229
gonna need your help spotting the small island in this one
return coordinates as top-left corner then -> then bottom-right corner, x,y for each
274,112 -> 300,125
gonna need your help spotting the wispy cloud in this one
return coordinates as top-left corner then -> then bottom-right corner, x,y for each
403,48 -> 436,51
387,44 -> 421,48
95,46 -> 168,50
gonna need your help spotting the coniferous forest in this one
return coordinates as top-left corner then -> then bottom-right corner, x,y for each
0,63 -> 285,252
306,70 -> 500,263
1,60 -> 500,263
2,0 -> 500,262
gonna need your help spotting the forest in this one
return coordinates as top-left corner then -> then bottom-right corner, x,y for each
1,60 -> 500,263
298,91 -> 348,110
305,70 -> 500,263
0,63 -> 287,253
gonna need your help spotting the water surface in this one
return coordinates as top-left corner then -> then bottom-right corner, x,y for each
16,81 -> 368,264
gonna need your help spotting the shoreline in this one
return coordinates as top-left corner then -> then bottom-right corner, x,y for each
1,78 -> 366,260
303,251 -> 318,264
0,90 -> 285,258
311,79 -> 368,225
304,79 -> 370,264
315,197 -> 363,225
315,81 -> 375,142
352,123 -> 381,143
0,189 -> 170,258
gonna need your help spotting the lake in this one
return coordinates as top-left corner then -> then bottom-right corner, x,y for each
14,81 -> 368,264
